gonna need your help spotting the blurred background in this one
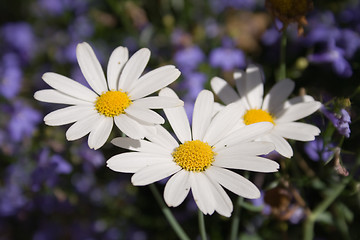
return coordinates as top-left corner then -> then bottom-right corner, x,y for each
1,0 -> 360,239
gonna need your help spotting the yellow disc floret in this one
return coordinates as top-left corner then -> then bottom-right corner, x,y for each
243,109 -> 275,125
95,90 -> 132,117
172,140 -> 216,172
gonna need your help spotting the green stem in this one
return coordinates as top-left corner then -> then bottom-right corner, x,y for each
198,210 -> 207,240
149,184 -> 190,240
229,196 -> 244,240
278,30 -> 287,81
303,176 -> 351,240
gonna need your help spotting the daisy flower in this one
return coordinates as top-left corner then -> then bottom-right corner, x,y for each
107,88 -> 279,217
211,65 -> 321,158
34,42 -> 182,149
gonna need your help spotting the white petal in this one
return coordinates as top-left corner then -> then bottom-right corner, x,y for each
44,105 -> 95,126
131,162 -> 181,186
146,125 -> 179,152
42,72 -> 98,102
107,152 -> 172,173
128,65 -> 181,100
205,175 -> 233,217
189,172 -> 216,215
132,96 -> 184,109
234,70 -> 251,109
114,114 -> 147,139
244,65 -> 264,109
88,116 -> 113,149
214,122 -> 273,150
192,90 -> 214,141
76,42 -> 108,94
203,102 -> 244,145
125,106 -> 164,124
214,155 -> 279,172
111,137 -> 170,153
206,167 -> 260,199
273,122 -> 320,141
210,77 -> 239,105
107,46 -> 129,90
262,79 -> 294,113
34,89 -> 89,105
262,133 -> 293,158
273,95 -> 315,115
217,141 -> 275,156
275,101 -> 321,123
159,88 -> 191,143
66,112 -> 102,141
164,170 -> 191,207
118,48 -> 150,91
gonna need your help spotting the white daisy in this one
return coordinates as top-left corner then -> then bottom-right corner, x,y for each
107,88 -> 279,217
211,64 -> 321,158
34,42 -> 182,149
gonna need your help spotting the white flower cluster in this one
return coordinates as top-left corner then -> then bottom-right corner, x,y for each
34,43 -> 321,217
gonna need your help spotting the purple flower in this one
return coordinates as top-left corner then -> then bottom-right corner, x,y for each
1,22 -> 36,62
304,138 -> 335,162
0,53 -> 22,99
210,0 -> 256,13
289,207 -> 305,224
31,148 -> 72,191
308,39 -> 352,77
174,46 -> 205,72
209,38 -> 246,71
7,101 -> 42,142
178,72 -> 206,120
321,106 -> 351,138
77,143 -> 105,172
36,0 -> 88,16
250,191 -> 271,215
0,184 -> 27,216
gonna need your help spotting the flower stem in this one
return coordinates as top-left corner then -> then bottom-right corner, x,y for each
198,210 -> 207,240
229,196 -> 244,240
149,184 -> 190,240
303,177 -> 350,240
278,29 -> 287,81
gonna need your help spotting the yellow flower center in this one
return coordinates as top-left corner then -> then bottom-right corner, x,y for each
243,109 -> 275,125
95,90 -> 132,117
172,140 -> 216,172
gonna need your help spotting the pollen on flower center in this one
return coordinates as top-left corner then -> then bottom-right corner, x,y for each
243,109 -> 275,125
172,140 -> 216,172
95,90 -> 132,117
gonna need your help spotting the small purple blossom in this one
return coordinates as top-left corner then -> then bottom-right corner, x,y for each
308,39 -> 352,78
178,72 -> 206,120
210,0 -> 256,13
7,101 -> 42,142
174,46 -> 205,72
31,148 -> 72,191
209,38 -> 246,71
304,138 -> 335,162
321,106 -> 351,138
1,22 -> 36,62
0,53 -> 23,99
0,184 -> 27,216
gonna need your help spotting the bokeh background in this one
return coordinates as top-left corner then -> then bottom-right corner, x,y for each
1,0 -> 360,239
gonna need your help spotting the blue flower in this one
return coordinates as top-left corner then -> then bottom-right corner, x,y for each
174,45 -> 205,72
1,22 -> 36,62
308,39 -> 352,78
304,138 -> 335,162
0,53 -> 22,99
7,101 -> 42,142
209,38 -> 246,71
321,106 -> 351,138
31,148 -> 72,191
